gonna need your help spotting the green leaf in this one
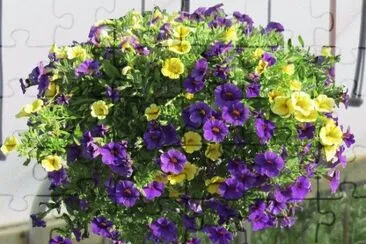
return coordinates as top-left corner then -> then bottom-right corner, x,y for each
102,60 -> 120,79
298,35 -> 305,47
23,158 -> 31,166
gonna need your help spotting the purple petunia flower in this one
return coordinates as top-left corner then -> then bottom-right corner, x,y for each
80,131 -> 100,159
204,3 -> 224,17
222,102 -> 250,126
233,11 -> 254,34
328,169 -> 340,193
143,122 -> 180,150
204,225 -> 233,244
183,77 -> 205,93
99,141 -> 133,177
91,124 -> 109,137
75,60 -> 99,76
228,159 -> 247,175
182,102 -> 213,128
267,200 -> 286,215
190,58 -> 209,80
88,25 -> 108,45
49,236 -> 72,244
182,215 -> 197,232
290,176 -> 311,201
91,216 -> 113,238
343,127 -> 355,148
203,119 -> 229,142
280,216 -> 296,228
160,149 -> 187,174
113,180 -> 140,207
297,123 -> 315,140
215,83 -> 243,107
262,52 -> 277,66
205,42 -> 233,58
246,82 -> 261,98
219,178 -> 245,200
214,64 -> 231,80
48,168 -> 68,188
157,23 -> 172,41
30,214 -> 46,228
255,118 -> 276,144
186,238 -> 201,244
265,22 -> 284,33
248,201 -> 275,231
143,181 -> 165,201
209,16 -> 232,28
106,85 -> 120,102
274,186 -> 293,203
56,94 -> 70,105
254,151 -> 285,178
181,196 -> 203,214
149,217 -> 178,243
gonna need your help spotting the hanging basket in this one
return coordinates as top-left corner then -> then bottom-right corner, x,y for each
1,4 -> 355,244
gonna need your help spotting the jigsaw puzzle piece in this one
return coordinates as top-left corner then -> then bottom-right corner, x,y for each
2,0 -> 73,47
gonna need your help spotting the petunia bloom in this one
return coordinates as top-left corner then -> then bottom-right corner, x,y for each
222,102 -> 250,126
203,119 -> 229,143
160,149 -> 187,174
255,118 -> 276,144
254,151 -> 284,178
215,83 -> 243,107
149,217 -> 178,243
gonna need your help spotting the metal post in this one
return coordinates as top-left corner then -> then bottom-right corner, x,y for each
181,0 -> 190,13
349,0 -> 366,107
141,0 -> 145,13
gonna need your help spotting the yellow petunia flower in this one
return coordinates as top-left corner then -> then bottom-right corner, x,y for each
167,40 -> 191,54
145,104 -> 161,121
1,136 -> 19,154
66,46 -> 87,61
167,173 -> 186,185
167,162 -> 198,185
205,143 -> 223,161
271,96 -> 294,118
315,94 -> 335,113
161,58 -> 185,79
294,109 -> 318,122
255,60 -> 268,74
282,64 -> 295,76
45,82 -> 59,98
121,66 -> 132,75
16,99 -> 44,118
252,48 -> 264,59
185,93 -> 194,100
291,92 -> 315,116
205,176 -> 225,194
184,163 -> 198,181
221,26 -> 238,42
182,131 -> 202,154
324,144 -> 339,162
319,122 -> 343,147
321,46 -> 332,57
173,25 -> 190,39
289,80 -> 302,91
90,100 -> 110,120
41,155 -> 63,172
268,90 -> 284,103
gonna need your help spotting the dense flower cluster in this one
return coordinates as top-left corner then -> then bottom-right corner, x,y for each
1,4 -> 354,243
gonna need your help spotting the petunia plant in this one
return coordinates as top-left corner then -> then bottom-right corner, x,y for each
1,4 -> 355,244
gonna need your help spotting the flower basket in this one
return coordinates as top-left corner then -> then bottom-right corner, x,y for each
1,4 -> 355,244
